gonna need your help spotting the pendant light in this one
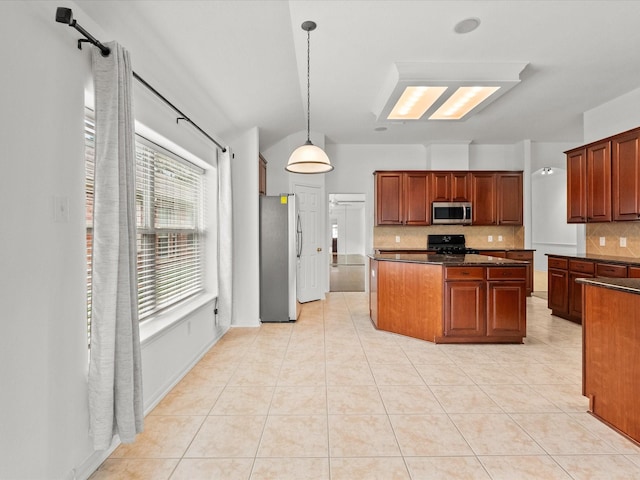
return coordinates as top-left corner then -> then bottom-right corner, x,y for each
286,21 -> 333,174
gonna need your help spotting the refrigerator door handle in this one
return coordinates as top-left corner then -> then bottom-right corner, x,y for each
296,214 -> 303,258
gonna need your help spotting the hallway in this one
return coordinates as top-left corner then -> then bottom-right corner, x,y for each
91,293 -> 640,479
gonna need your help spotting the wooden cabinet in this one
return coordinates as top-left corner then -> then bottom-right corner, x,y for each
568,260 -> 595,320
548,257 -> 569,317
582,283 -> 640,445
444,267 -> 485,337
443,265 -> 526,343
374,171 -> 429,225
548,254 -> 639,323
497,173 -> 523,225
471,172 -> 497,225
566,126 -> 640,223
505,250 -> 534,296
486,267 -> 527,337
567,148 -> 587,223
432,172 -> 471,202
404,172 -> 430,225
587,141 -> 612,222
612,130 -> 640,221
259,154 -> 267,196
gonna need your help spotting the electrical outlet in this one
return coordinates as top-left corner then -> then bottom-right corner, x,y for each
599,236 -> 606,246
395,235 -> 401,243
488,235 -> 493,242
498,235 -> 503,242
620,237 -> 627,247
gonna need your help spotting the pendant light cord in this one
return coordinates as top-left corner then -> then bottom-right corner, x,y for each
306,27 -> 311,143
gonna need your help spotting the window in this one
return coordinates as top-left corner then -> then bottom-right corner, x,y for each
85,114 -> 205,338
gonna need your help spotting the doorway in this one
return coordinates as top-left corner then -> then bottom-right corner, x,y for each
329,193 -> 366,292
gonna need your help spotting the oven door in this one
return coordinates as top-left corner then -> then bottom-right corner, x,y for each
432,202 -> 472,225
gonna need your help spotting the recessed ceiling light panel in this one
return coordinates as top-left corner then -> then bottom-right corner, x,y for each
387,86 -> 447,120
429,86 -> 500,120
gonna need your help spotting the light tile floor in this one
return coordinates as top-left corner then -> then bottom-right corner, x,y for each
90,293 -> 640,479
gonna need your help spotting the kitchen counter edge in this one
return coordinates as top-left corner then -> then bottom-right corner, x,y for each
368,253 -> 528,266
576,277 -> 640,295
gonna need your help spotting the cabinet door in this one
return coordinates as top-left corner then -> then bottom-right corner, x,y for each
612,130 -> 640,221
444,281 -> 486,337
375,172 -> 403,225
548,268 -> 569,315
471,173 -> 497,225
451,172 -> 471,201
569,271 -> 593,321
486,281 -> 526,336
506,250 -> 533,296
497,173 -> 523,225
567,148 -> 588,223
587,141 -> 612,222
431,172 -> 450,202
404,172 -> 430,225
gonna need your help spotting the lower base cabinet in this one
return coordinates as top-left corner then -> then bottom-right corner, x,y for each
443,266 -> 526,343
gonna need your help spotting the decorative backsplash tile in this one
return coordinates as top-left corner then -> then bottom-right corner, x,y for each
586,222 -> 640,258
374,225 -> 524,250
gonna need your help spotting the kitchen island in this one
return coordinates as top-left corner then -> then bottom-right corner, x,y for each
578,276 -> 640,445
369,253 -> 528,344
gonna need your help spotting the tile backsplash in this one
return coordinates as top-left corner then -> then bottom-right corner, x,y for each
374,225 -> 524,250
586,222 -> 640,257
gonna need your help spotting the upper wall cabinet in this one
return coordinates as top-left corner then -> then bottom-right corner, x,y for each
497,173 -> 523,225
613,130 -> 640,221
566,126 -> 640,223
375,170 -> 522,226
431,172 -> 471,202
566,148 -> 587,223
471,173 -> 497,225
375,171 -> 430,225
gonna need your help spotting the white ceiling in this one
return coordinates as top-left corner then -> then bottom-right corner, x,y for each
76,0 -> 640,151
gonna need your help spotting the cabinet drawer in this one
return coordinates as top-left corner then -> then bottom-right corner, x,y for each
506,251 -> 533,261
486,266 -> 526,280
596,263 -> 627,278
445,267 -> 484,280
569,260 -> 595,274
548,257 -> 568,269
628,266 -> 640,278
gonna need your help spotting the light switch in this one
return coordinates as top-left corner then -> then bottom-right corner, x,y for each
620,237 -> 627,247
599,236 -> 606,246
395,236 -> 401,243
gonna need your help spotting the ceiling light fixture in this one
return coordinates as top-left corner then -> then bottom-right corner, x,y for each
429,86 -> 500,120
387,86 -> 447,120
373,62 -> 528,123
541,167 -> 554,175
286,21 -> 333,174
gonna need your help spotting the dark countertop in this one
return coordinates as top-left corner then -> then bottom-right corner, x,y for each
577,277 -> 640,295
545,252 -> 640,267
376,248 -> 535,252
368,253 -> 528,266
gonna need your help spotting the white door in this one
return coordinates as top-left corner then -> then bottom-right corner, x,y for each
296,184 -> 323,303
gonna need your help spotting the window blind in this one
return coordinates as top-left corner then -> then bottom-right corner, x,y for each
85,113 -> 205,335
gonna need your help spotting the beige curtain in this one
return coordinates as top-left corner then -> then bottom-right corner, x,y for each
89,41 -> 143,450
217,148 -> 233,326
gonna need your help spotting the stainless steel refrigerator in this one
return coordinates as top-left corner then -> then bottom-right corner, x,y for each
259,194 -> 300,322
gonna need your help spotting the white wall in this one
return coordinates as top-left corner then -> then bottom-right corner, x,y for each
584,86 -> 640,143
0,3 -> 229,478
230,127 -> 261,326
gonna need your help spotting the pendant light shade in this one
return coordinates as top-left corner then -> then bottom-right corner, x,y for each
286,21 -> 333,174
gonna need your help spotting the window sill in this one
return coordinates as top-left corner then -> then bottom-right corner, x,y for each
139,293 -> 217,346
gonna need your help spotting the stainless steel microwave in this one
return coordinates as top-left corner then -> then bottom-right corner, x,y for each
432,202 -> 472,225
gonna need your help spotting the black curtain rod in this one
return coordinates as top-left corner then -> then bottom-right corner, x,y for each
55,7 -> 227,153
